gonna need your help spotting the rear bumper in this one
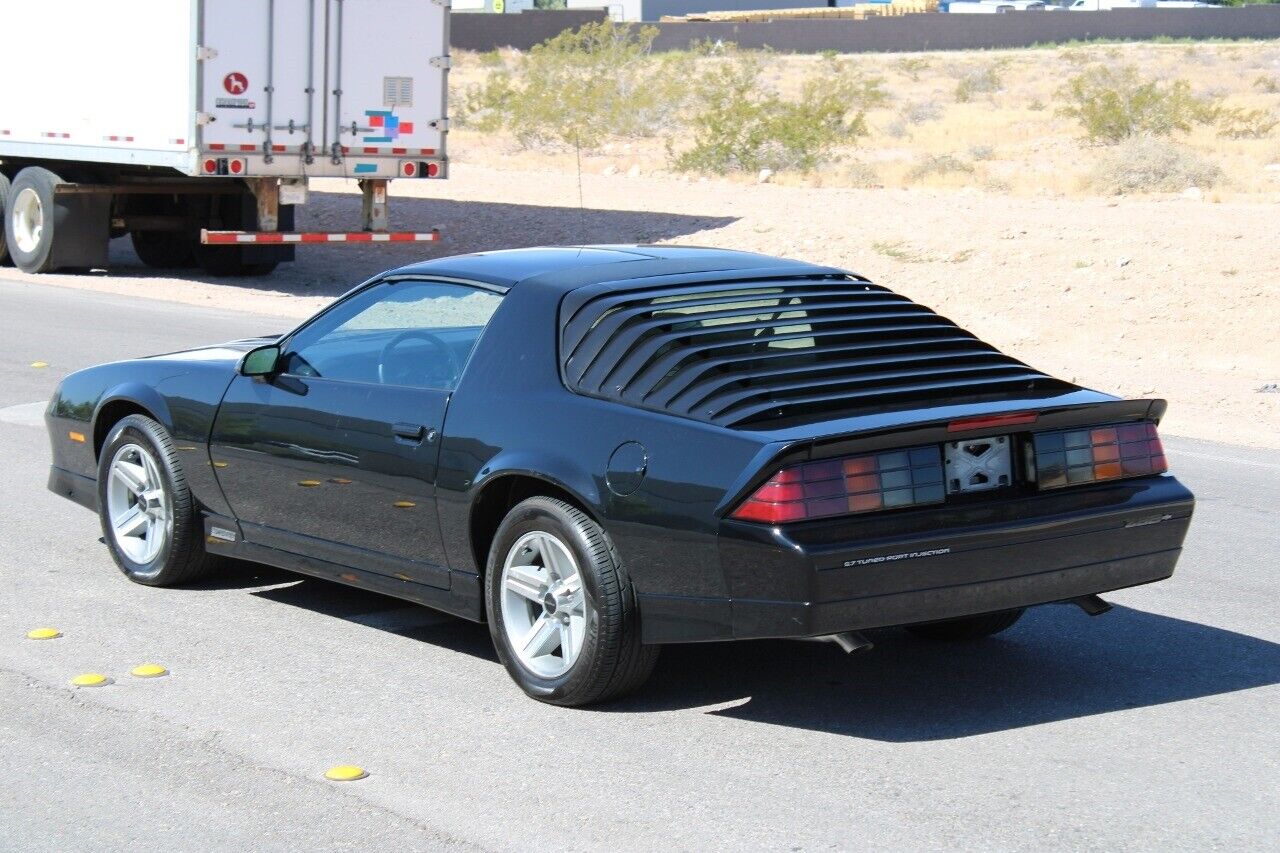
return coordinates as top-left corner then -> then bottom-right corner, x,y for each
48,465 -> 98,512
639,475 -> 1193,644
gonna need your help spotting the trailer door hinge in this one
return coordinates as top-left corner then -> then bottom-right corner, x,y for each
196,46 -> 218,62
195,113 -> 215,126
429,118 -> 450,132
429,55 -> 451,70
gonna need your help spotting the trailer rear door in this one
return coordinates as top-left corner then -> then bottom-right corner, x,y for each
199,0 -> 447,177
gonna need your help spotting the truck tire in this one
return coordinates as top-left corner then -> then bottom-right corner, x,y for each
4,167 -> 64,273
905,608 -> 1025,641
0,172 -> 11,266
130,230 -> 196,269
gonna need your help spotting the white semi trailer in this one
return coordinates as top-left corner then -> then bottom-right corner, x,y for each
0,0 -> 449,275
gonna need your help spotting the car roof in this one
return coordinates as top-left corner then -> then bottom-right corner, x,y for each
382,245 -> 838,292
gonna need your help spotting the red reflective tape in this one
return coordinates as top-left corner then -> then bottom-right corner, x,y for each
208,143 -> 227,150
254,233 -> 285,243
272,144 -> 286,152
42,132 -> 70,138
399,122 -> 414,134
203,230 -> 440,244
391,147 -> 406,155
238,144 -> 257,152
0,130 -> 9,135
419,148 -> 435,155
363,147 -> 379,154
345,232 -> 374,242
341,146 -> 350,154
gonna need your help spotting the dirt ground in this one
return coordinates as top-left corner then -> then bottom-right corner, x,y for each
9,159 -> 1277,448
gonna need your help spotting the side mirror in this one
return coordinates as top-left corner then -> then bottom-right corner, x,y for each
240,344 -> 281,377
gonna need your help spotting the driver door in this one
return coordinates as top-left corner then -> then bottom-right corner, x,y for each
209,279 -> 503,588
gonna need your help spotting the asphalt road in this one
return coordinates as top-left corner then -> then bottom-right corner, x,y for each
1,279 -> 1277,851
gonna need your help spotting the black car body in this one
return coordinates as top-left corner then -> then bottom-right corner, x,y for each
46,246 -> 1194,703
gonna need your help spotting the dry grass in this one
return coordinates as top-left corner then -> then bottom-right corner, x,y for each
451,40 -> 1280,198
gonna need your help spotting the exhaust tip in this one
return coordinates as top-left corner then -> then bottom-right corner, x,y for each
1072,594 -> 1113,617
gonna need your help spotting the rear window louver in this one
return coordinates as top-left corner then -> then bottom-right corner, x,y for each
559,275 -> 1067,429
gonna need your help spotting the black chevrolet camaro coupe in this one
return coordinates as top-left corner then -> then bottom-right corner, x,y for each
46,246 -> 1195,705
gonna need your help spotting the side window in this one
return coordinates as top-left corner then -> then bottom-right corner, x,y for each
280,280 -> 503,390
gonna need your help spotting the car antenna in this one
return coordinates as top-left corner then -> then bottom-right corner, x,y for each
574,132 -> 586,254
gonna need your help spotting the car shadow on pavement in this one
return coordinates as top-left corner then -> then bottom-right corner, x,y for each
608,603 -> 1280,741
101,195 -> 740,296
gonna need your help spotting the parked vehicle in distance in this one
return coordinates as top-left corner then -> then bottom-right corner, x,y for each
0,0 -> 447,276
45,246 -> 1195,705
946,1 -> 1046,11
1067,0 -> 1156,9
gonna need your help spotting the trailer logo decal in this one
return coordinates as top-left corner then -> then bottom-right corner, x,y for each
223,72 -> 249,95
363,110 -> 414,143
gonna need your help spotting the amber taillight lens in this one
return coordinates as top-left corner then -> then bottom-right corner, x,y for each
1033,422 -> 1167,490
730,446 -> 945,524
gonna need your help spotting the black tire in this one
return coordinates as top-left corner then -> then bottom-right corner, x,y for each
96,414 -> 221,586
193,243 -> 278,277
905,608 -> 1026,642
130,230 -> 197,269
485,496 -> 659,706
0,172 -> 11,266
4,167 -> 64,273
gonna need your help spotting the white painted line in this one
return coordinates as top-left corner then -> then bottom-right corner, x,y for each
345,606 -> 453,632
0,401 -> 48,427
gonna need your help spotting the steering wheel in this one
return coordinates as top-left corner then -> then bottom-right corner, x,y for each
378,330 -> 460,387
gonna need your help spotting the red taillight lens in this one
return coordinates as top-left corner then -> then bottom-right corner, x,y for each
1033,422 -> 1166,490
203,158 -> 218,174
425,161 -> 440,177
228,158 -> 245,175
730,446 -> 945,524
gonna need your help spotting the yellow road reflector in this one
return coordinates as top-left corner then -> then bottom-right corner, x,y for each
30,361 -> 49,368
330,477 -> 353,485
393,500 -> 416,508
68,431 -> 86,443
27,627 -> 62,640
324,765 -> 368,782
298,479 -> 322,487
131,663 -> 168,678
212,461 -> 228,468
71,673 -> 111,687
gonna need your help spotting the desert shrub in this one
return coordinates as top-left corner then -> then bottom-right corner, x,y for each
1085,136 -> 1223,194
906,153 -> 975,182
457,20 -> 691,149
954,60 -> 1008,103
1056,65 -> 1217,144
842,161 -> 881,188
894,56 -> 932,82
901,100 -> 944,125
968,143 -> 996,161
1255,74 -> 1280,94
672,57 -> 887,173
1215,106 -> 1279,139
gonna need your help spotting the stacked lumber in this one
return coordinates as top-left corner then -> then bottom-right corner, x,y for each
661,1 -> 939,23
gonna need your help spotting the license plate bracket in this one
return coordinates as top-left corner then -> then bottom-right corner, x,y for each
944,434 -> 1013,494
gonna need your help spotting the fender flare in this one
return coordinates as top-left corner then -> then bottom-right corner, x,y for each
92,382 -> 175,450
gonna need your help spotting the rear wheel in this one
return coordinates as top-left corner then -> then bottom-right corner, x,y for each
96,414 -> 221,586
485,496 -> 658,706
5,167 -> 63,273
905,608 -> 1025,641
0,172 -> 11,266
131,230 -> 197,269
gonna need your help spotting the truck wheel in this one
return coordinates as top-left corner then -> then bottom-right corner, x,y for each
4,167 -> 64,273
96,414 -> 221,586
485,496 -> 659,706
194,245 -> 278,277
905,608 -> 1025,641
130,230 -> 196,269
0,172 -> 11,266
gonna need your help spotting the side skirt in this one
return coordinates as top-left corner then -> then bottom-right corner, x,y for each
201,515 -> 484,622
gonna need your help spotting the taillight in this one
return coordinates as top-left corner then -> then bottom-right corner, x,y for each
1033,422 -> 1166,490
731,446 -> 945,524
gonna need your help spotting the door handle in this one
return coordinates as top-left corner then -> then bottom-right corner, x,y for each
393,422 -> 425,442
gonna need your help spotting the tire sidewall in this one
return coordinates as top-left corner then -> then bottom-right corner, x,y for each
0,172 -> 11,266
97,417 -> 182,584
485,500 -> 608,701
4,168 -> 61,273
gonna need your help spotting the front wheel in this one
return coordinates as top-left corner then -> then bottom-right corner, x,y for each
905,608 -> 1025,641
485,497 -> 658,706
0,172 -> 12,266
97,414 -> 220,586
